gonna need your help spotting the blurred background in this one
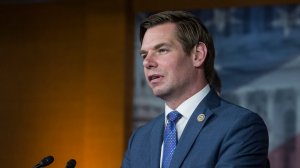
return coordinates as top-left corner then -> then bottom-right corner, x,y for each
0,0 -> 299,168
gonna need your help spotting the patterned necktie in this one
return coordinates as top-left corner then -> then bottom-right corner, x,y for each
162,111 -> 182,168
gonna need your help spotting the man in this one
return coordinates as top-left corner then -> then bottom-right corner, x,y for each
122,11 -> 269,168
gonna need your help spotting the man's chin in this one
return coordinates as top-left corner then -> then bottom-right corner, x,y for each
152,89 -> 168,99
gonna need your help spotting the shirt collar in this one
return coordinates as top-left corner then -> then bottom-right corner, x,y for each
165,84 -> 210,121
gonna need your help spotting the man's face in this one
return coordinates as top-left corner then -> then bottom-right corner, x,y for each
140,23 -> 198,101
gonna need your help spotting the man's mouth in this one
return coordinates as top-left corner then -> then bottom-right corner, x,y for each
148,74 -> 163,82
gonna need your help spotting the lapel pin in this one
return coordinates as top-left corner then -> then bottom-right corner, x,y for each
197,114 -> 205,122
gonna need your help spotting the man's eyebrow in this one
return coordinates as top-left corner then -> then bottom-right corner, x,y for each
140,43 -> 171,54
153,43 -> 169,50
140,50 -> 147,55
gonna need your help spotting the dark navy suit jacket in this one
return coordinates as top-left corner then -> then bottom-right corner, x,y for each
122,90 -> 269,168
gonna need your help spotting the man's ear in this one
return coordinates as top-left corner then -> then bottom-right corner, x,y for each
192,42 -> 207,68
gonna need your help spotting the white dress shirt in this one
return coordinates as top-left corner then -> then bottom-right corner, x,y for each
160,84 -> 210,167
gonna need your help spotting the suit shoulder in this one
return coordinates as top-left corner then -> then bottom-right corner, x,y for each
214,98 -> 267,125
219,98 -> 255,115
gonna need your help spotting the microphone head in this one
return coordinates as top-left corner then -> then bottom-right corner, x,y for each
40,156 -> 54,167
66,159 -> 76,168
34,155 -> 54,168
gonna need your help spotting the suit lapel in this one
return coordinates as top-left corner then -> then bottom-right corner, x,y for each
170,90 -> 220,168
150,114 -> 165,168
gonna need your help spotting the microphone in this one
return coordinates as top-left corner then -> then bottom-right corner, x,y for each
33,155 -> 54,168
65,159 -> 76,168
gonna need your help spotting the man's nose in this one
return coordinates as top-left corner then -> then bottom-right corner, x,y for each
143,54 -> 157,69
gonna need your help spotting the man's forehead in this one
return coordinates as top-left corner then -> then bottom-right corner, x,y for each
141,25 -> 178,49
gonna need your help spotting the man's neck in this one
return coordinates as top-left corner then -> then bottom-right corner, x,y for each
165,83 -> 208,109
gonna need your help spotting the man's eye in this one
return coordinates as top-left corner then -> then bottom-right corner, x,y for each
140,53 -> 147,59
158,48 -> 168,54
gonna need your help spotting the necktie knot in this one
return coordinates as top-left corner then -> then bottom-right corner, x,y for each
167,111 -> 182,123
